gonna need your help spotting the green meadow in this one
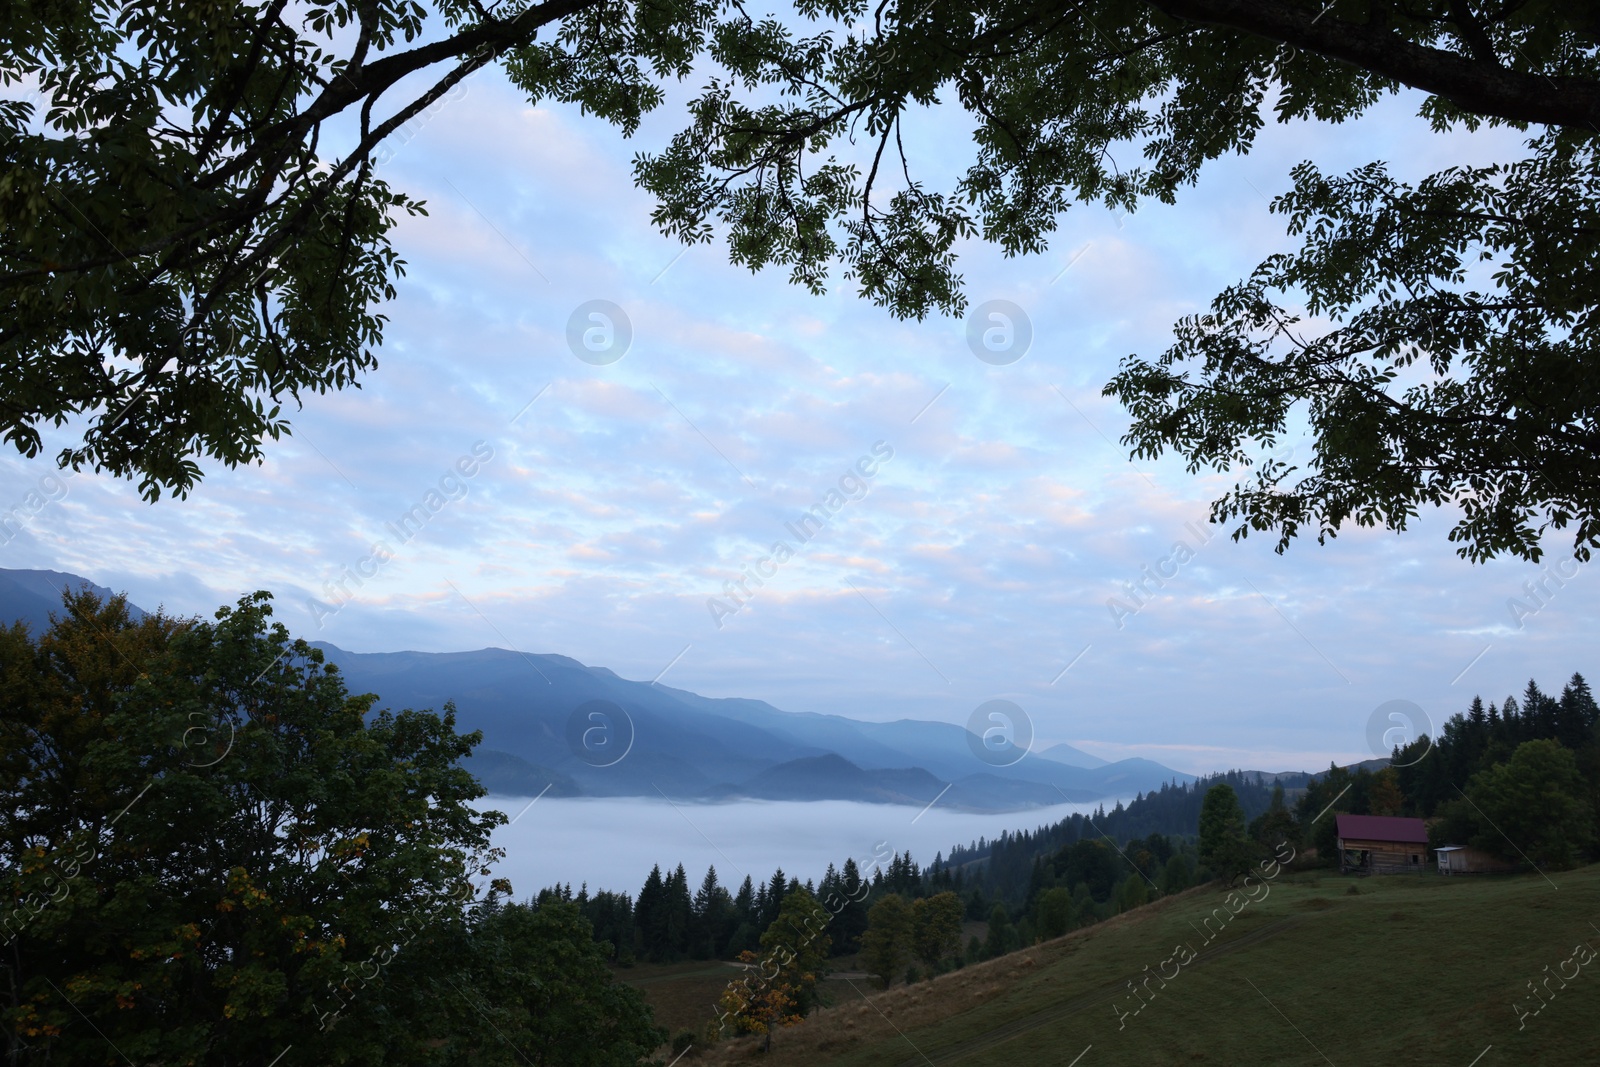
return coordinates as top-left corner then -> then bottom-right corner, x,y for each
688,866 -> 1600,1066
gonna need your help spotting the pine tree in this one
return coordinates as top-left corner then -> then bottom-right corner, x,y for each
1198,783 -> 1254,885
1525,679 -> 1557,739
693,866 -> 730,959
1558,674 -> 1599,749
666,864 -> 693,959
833,858 -> 869,954
763,869 -> 787,928
636,865 -> 668,961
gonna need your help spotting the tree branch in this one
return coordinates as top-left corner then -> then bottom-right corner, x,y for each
1145,0 -> 1600,130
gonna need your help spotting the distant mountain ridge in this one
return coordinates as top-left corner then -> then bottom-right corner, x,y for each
306,642 -> 1197,811
0,569 -> 146,634
0,568 -> 1195,812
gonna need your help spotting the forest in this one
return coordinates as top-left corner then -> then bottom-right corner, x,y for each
7,592 -> 1596,1061
542,677 -> 1600,984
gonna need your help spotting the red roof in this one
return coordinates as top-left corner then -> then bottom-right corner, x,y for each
1335,814 -> 1428,844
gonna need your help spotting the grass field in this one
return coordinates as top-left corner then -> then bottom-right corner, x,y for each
613,960 -> 745,1035
665,865 -> 1599,1066
616,921 -> 993,1038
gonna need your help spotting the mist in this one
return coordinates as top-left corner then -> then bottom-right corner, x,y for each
479,796 -> 1121,898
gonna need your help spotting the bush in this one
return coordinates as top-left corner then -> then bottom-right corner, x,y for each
671,1031 -> 696,1057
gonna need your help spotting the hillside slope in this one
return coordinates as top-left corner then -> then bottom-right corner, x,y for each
707,865 -> 1600,1066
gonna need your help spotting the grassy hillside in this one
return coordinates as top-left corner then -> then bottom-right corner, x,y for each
616,960 -> 748,1035
692,866 -> 1599,1066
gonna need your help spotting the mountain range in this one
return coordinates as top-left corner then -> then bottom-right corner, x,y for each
1,568 -> 1194,811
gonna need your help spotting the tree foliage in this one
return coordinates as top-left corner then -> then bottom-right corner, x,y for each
1434,738 -> 1595,868
1,0 -> 695,497
909,891 -> 963,973
982,902 -> 1017,959
639,0 -> 1600,561
431,900 -> 666,1067
1198,782 -> 1256,885
6,0 -> 1600,560
1108,142 -> 1600,562
1248,781 -> 1301,851
859,892 -> 912,988
1034,886 -> 1074,940
0,588 -> 661,1066
716,887 -> 829,1048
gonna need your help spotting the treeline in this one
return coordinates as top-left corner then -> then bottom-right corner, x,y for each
539,673 -> 1600,986
937,770 -> 1290,910
540,771 -> 1294,967
541,831 -> 1205,976
959,676 -> 1600,892
1399,675 -> 1598,818
1296,674 -> 1600,867
539,859 -> 875,964
544,832 -> 1203,987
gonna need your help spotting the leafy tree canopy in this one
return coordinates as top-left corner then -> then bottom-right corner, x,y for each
717,887 -> 830,1048
859,892 -> 912,988
1434,737 -> 1595,868
0,588 -> 661,1066
909,890 -> 963,972
5,0 -> 1599,560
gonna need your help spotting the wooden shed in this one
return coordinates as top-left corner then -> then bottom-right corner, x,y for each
1335,814 -> 1429,874
1435,845 -> 1516,874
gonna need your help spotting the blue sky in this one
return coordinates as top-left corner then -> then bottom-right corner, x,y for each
1,61 -> 1592,775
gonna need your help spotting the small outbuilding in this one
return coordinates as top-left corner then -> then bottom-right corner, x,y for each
1435,845 -> 1516,875
1334,814 -> 1429,874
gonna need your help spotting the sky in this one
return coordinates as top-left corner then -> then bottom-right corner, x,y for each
1,51 -> 1594,777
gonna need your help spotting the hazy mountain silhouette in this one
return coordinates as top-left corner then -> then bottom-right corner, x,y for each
1,568 -> 1195,811
0,569 -> 146,634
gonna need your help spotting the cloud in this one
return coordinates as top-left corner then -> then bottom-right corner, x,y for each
0,69 -> 1589,780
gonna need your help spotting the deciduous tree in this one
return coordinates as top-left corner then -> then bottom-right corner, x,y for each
909,891 -> 963,974
432,901 -> 666,1067
859,893 -> 912,988
0,588 -> 517,1064
1436,739 -> 1594,868
1034,886 -> 1074,941
982,903 -> 1016,960
717,887 -> 830,1049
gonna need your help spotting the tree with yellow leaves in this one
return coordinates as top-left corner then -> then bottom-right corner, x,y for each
716,887 -> 831,1050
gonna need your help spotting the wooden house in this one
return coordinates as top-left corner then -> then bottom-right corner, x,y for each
1435,845 -> 1516,874
1334,814 -> 1429,874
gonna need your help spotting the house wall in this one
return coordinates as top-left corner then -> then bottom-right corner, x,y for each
1338,837 -> 1428,873
1441,846 -> 1515,874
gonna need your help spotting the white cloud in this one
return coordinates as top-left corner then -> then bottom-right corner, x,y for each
0,67 -> 1589,780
